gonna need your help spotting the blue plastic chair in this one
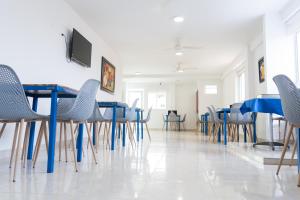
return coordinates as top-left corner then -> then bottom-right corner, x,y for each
0,64 -> 48,182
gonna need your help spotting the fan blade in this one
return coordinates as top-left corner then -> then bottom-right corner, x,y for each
181,46 -> 203,50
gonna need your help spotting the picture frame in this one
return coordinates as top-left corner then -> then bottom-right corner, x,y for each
258,57 -> 265,83
101,57 -> 116,93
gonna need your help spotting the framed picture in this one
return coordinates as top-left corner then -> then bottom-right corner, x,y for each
258,57 -> 265,83
101,57 -> 115,93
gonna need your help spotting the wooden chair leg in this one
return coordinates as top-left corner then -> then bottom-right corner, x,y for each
283,120 -> 288,144
21,122 -> 31,168
13,119 -> 25,182
43,121 -> 49,154
59,122 -> 62,161
21,122 -> 30,161
63,122 -> 68,162
298,173 -> 300,187
213,124 -> 219,143
247,123 -> 253,143
69,120 -> 78,172
276,124 -> 294,175
103,122 -> 107,146
126,121 -> 135,149
33,121 -> 45,168
290,142 -> 297,166
0,122 -> 7,139
107,122 -> 111,149
84,121 -> 98,164
9,123 -> 19,168
145,123 -> 151,141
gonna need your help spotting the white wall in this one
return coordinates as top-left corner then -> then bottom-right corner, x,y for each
175,82 -> 197,130
125,82 -> 176,129
0,0 -> 123,150
197,79 -> 223,113
125,78 -> 221,130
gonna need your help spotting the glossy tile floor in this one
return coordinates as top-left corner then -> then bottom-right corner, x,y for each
0,130 -> 300,200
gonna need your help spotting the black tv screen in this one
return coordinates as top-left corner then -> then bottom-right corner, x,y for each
70,29 -> 92,67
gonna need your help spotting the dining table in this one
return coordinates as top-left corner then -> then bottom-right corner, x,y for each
240,97 -> 283,150
165,114 -> 181,131
23,84 -> 78,173
216,108 -> 231,145
96,102 -> 144,150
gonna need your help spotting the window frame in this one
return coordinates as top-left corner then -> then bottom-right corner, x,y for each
204,85 -> 218,95
147,91 -> 167,110
126,89 -> 144,109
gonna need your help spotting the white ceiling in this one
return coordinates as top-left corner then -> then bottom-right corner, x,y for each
65,0 -> 289,77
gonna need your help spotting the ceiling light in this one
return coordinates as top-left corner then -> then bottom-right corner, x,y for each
177,69 -> 184,73
175,51 -> 183,56
173,16 -> 184,23
135,72 -> 141,75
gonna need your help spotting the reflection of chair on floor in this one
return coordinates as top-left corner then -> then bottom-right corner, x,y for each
273,74 -> 300,187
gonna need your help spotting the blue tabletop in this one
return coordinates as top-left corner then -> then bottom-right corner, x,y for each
240,98 -> 283,116
216,108 -> 230,113
23,84 -> 78,98
97,101 -> 128,108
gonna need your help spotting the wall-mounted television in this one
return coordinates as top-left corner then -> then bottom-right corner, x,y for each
69,28 -> 92,67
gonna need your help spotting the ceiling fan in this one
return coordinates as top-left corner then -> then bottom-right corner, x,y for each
176,62 -> 199,73
165,39 -> 204,56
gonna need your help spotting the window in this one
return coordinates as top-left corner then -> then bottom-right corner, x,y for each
237,72 -> 246,102
126,89 -> 144,108
204,85 -> 218,94
148,92 -> 166,109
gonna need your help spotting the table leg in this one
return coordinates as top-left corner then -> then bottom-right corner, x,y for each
92,122 -> 96,145
47,91 -> 58,173
122,107 -> 126,147
136,111 -> 140,142
269,113 -> 274,150
179,116 -> 181,132
141,111 -> 144,140
244,125 -> 247,143
297,129 -> 300,175
223,111 -> 227,145
166,116 -> 168,131
76,124 -> 83,162
111,106 -> 116,150
205,115 -> 208,135
27,96 -> 38,160
253,113 -> 257,143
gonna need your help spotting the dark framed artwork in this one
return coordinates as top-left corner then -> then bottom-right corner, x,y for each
101,57 -> 116,93
258,57 -> 265,83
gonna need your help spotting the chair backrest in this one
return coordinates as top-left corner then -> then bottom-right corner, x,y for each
273,75 -> 300,125
230,103 -> 244,122
126,99 -> 139,122
163,114 -> 167,121
103,107 -> 113,120
181,114 -> 186,122
207,107 -> 215,122
0,64 -> 38,120
144,107 -> 152,122
88,101 -> 104,121
58,79 -> 100,121
168,112 -> 178,122
210,105 -> 221,122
